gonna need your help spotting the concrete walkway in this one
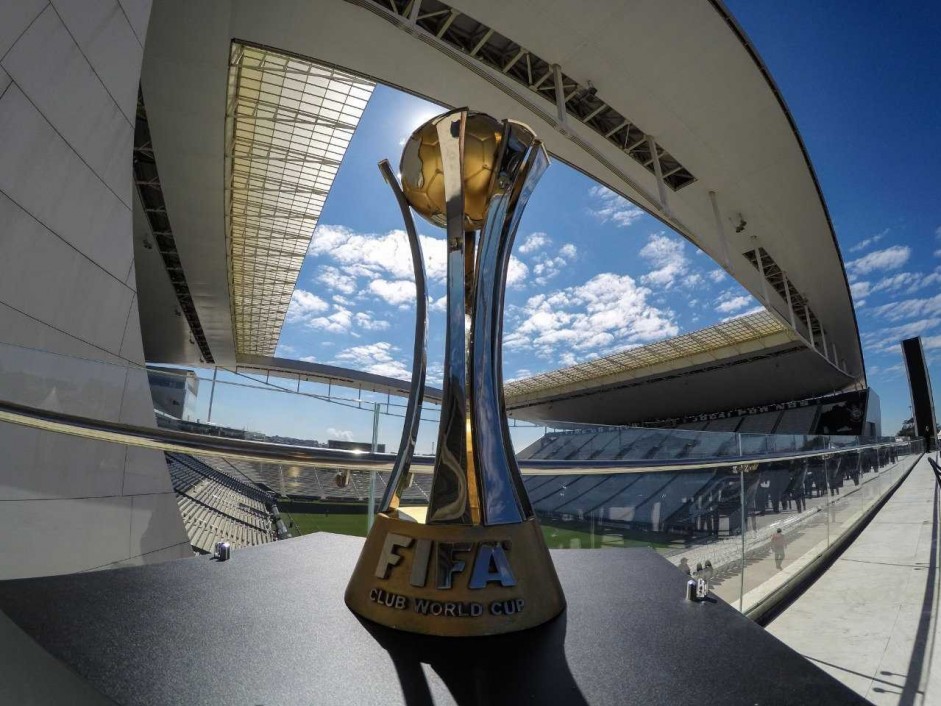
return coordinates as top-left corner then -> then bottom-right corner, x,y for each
768,455 -> 940,705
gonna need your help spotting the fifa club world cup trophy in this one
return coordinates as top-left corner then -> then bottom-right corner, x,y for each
345,109 -> 566,636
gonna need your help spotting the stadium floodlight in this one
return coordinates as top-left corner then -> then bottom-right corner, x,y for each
345,109 -> 565,636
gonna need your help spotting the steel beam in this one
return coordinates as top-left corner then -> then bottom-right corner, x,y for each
708,190 -> 732,273
553,64 -> 566,125
470,28 -> 493,56
503,48 -> 526,73
436,9 -> 458,38
646,134 -> 670,216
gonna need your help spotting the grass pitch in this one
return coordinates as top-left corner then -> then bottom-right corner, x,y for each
284,505 -> 671,551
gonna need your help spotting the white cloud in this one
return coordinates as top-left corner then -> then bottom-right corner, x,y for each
532,256 -> 567,286
334,341 -> 411,379
306,306 -> 354,334
587,185 -> 644,228
506,368 -> 534,383
354,311 -> 390,331
519,232 -> 550,254
316,266 -> 357,295
327,427 -> 354,441
853,269 -> 941,304
871,293 -> 941,322
870,272 -> 917,294
708,269 -> 727,283
426,362 -> 444,388
872,270 -> 939,295
850,281 -> 871,301
368,279 -> 416,307
867,363 -> 904,377
507,258 -> 529,288
528,242 -> 578,285
639,233 -> 689,289
924,335 -> 941,350
922,271 -> 941,290
309,224 -> 448,283
286,289 -> 329,324
308,223 -> 528,291
849,229 -> 888,252
300,355 -> 317,363
862,318 -> 941,354
715,295 -> 751,314
721,306 -> 764,322
504,272 -> 677,361
847,245 -> 911,276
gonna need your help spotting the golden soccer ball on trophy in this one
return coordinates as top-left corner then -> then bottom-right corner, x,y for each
399,111 -> 503,230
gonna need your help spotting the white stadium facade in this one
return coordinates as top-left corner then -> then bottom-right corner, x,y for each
1,0 -> 869,578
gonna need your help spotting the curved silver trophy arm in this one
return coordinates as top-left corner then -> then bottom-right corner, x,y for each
427,109 -> 479,524
377,159 -> 428,514
471,123 -> 549,525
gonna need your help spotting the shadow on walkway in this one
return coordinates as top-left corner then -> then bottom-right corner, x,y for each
899,478 -> 938,705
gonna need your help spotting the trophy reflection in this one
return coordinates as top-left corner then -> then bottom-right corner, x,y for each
345,109 -> 565,636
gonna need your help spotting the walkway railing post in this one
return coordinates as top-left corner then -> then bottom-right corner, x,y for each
206,367 -> 218,424
368,402 -> 380,531
740,466 -> 746,613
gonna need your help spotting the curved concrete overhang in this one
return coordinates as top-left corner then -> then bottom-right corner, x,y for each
139,0 -> 863,382
504,312 -> 856,425
235,354 -> 443,402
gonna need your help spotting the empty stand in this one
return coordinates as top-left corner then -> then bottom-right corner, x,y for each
775,405 -> 818,434
602,474 -> 677,524
552,475 -> 639,516
166,453 -> 277,554
684,430 -> 738,459
737,411 -> 782,435
193,455 -> 434,504
703,416 -> 743,433
533,476 -> 612,513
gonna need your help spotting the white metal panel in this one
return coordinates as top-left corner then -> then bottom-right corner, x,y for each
4,6 -> 134,206
53,0 -> 144,123
0,86 -> 134,281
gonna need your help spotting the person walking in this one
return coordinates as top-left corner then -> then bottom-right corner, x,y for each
771,528 -> 786,570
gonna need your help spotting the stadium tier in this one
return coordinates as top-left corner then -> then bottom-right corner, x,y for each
194,455 -> 434,504
166,453 -> 280,553
525,444 -> 901,537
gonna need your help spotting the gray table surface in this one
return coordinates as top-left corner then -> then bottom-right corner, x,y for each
0,532 -> 866,705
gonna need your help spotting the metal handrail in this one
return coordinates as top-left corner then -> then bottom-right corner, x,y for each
0,397 -> 909,475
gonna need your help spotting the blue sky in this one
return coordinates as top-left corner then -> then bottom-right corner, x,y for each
269,1 -> 940,444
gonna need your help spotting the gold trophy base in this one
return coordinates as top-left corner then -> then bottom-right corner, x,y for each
345,513 -> 566,637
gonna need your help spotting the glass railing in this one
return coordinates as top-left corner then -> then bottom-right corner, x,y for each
0,338 -> 887,467
528,439 -> 924,615
0,338 -> 925,616
0,340 -> 547,456
163,436 -> 925,618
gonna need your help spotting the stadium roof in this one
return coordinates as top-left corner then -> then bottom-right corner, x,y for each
136,0 -> 864,408
225,44 -> 374,355
505,310 -> 787,399
504,310 -> 856,425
